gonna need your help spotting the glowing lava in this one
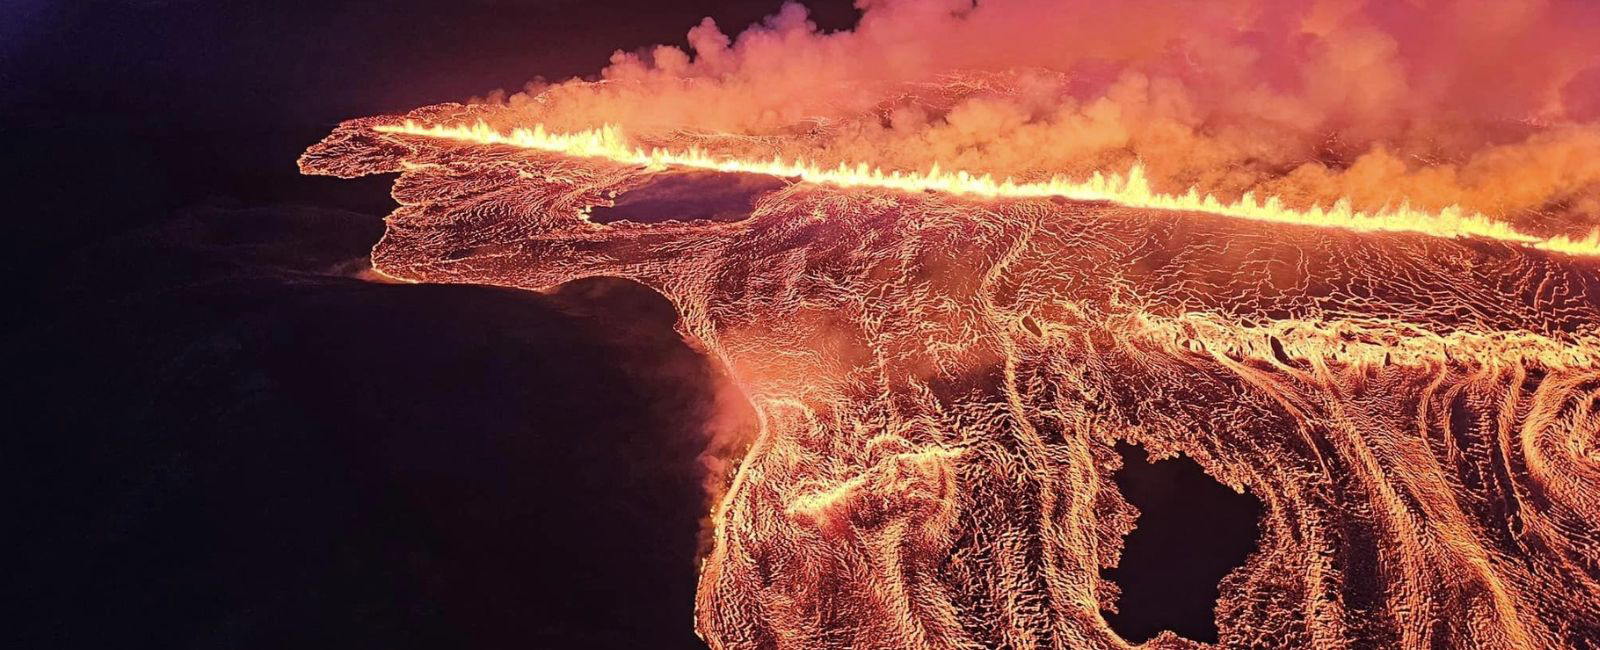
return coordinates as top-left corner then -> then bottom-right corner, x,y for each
373,119 -> 1600,257
303,0 -> 1600,642
303,99 -> 1600,648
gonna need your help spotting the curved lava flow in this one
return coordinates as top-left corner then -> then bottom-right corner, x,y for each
304,102 -> 1600,649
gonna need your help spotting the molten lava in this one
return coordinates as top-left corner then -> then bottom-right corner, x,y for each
302,97 -> 1600,648
298,0 -> 1600,639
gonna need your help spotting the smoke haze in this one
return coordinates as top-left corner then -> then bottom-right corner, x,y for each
481,0 -> 1600,235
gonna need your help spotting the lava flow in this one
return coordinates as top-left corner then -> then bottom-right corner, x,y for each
302,0 -> 1600,647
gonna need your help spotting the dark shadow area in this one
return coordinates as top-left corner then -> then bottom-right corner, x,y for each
11,206 -> 730,649
1101,442 -> 1263,644
589,170 -> 789,224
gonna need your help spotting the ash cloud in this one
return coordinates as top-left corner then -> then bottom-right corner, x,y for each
484,0 -> 1600,236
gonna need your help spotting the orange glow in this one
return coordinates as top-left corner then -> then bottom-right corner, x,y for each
304,95 -> 1600,648
373,120 -> 1600,257
297,0 -> 1600,640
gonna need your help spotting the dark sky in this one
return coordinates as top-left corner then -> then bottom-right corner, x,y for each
6,0 -> 863,127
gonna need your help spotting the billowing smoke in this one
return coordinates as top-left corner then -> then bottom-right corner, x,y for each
479,0 -> 1600,236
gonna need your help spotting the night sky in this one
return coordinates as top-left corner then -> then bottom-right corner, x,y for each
9,2 -> 1259,647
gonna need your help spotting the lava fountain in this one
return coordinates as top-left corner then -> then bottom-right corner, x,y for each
302,1 -> 1600,647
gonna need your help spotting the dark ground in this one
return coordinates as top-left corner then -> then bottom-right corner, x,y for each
1104,443 -> 1263,644
7,1 -> 1259,647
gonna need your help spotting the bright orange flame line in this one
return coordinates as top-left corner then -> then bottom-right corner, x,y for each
373,120 -> 1600,257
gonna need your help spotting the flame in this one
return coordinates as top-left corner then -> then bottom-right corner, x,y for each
372,120 -> 1600,257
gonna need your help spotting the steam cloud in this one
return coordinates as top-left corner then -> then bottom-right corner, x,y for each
481,0 -> 1600,236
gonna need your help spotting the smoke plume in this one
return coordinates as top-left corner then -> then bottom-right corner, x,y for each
480,0 -> 1600,236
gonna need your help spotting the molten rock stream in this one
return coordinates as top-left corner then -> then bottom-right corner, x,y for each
302,103 -> 1600,649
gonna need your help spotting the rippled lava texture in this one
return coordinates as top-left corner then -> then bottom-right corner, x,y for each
302,103 -> 1600,649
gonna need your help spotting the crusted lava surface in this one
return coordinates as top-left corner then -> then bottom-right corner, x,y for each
302,103 -> 1600,649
